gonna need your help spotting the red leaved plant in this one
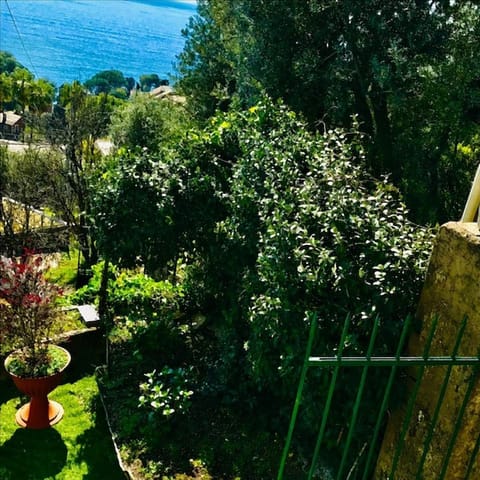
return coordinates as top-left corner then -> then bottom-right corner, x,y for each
0,250 -> 63,377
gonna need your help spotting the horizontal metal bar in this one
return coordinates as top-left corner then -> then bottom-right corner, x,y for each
308,356 -> 480,367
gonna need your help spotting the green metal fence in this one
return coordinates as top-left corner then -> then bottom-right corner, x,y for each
278,314 -> 480,480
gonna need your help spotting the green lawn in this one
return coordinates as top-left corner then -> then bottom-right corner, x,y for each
0,371 -> 126,479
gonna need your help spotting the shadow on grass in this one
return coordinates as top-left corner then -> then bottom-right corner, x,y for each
75,395 -> 127,480
0,428 -> 67,479
0,357 -> 126,480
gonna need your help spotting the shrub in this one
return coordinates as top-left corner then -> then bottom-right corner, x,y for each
94,98 -> 433,475
139,366 -> 194,418
0,250 -> 63,376
70,262 -> 183,317
175,99 -> 433,468
177,99 -> 432,392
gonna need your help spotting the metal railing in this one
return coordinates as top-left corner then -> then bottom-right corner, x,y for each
278,314 -> 480,480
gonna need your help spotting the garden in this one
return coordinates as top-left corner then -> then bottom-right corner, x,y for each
2,3 -> 480,473
0,97 -> 439,479
0,99 -> 433,479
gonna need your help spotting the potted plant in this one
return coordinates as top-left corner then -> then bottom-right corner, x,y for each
0,250 -> 70,429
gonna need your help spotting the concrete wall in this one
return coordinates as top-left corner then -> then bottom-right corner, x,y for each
375,222 -> 480,479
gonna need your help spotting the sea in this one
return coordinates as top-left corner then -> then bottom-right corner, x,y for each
0,0 -> 197,87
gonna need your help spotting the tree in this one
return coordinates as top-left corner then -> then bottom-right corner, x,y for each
139,73 -> 161,92
29,78 -> 55,114
176,1 -> 480,224
92,149 -> 179,276
125,76 -> 136,93
0,73 -> 12,111
10,68 -> 34,113
92,99 -> 432,469
84,70 -> 128,96
394,3 -> 480,221
0,146 -> 14,249
109,93 -> 190,153
175,0 -> 237,120
0,52 -> 54,116
0,51 -> 24,74
0,147 -> 66,254
42,82 -> 118,269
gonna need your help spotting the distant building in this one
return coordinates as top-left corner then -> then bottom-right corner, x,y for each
149,85 -> 186,104
0,111 -> 25,141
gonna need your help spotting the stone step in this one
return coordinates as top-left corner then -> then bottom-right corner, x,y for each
76,304 -> 100,327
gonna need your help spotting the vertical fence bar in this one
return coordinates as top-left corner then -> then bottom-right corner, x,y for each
465,430 -> 480,479
389,315 -> 439,479
361,315 -> 413,480
438,364 -> 480,480
307,314 -> 352,480
277,314 -> 319,480
336,316 -> 381,480
415,315 -> 468,479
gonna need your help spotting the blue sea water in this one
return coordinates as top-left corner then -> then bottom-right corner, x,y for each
0,0 -> 197,86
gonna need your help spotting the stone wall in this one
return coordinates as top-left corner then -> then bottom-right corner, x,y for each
375,222 -> 480,479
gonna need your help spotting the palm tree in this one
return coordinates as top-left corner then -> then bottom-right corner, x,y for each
0,73 -> 12,111
29,78 -> 55,114
11,68 -> 34,113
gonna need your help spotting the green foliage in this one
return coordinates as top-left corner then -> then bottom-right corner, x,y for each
68,261 -> 106,305
92,130 -> 223,277
437,137 -> 480,221
189,100 -> 432,394
69,261 -> 183,322
91,150 -> 181,274
3,147 -> 64,210
139,73 -> 163,92
44,251 -> 79,287
183,100 -> 432,466
94,97 -> 432,476
0,56 -> 54,114
0,147 -> 68,254
72,264 -> 185,367
175,0 -> 237,120
5,344 -> 69,378
97,97 -> 432,394
42,81 -> 121,267
109,271 -> 183,317
109,93 -> 190,152
0,50 -> 25,74
176,1 -> 480,223
164,459 -> 213,480
72,261 -> 183,317
84,69 -> 128,96
139,367 -> 194,418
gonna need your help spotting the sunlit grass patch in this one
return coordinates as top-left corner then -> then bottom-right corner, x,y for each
0,374 -> 125,480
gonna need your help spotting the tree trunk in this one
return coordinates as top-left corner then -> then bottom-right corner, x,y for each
370,93 -> 397,182
98,258 -> 110,321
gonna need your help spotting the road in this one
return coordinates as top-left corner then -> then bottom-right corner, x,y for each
0,139 -> 114,155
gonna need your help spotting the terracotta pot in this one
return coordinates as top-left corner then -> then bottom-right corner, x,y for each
4,345 -> 71,429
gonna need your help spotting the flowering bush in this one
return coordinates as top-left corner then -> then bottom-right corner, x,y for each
0,250 -> 63,377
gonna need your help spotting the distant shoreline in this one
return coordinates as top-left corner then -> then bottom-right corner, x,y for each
1,0 -> 196,87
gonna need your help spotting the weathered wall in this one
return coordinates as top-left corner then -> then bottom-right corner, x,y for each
375,222 -> 480,479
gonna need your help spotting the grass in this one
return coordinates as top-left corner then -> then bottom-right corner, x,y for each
0,366 -> 125,479
45,251 -> 80,289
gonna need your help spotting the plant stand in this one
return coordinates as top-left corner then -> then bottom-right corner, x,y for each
5,346 -> 71,429
13,382 -> 65,429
